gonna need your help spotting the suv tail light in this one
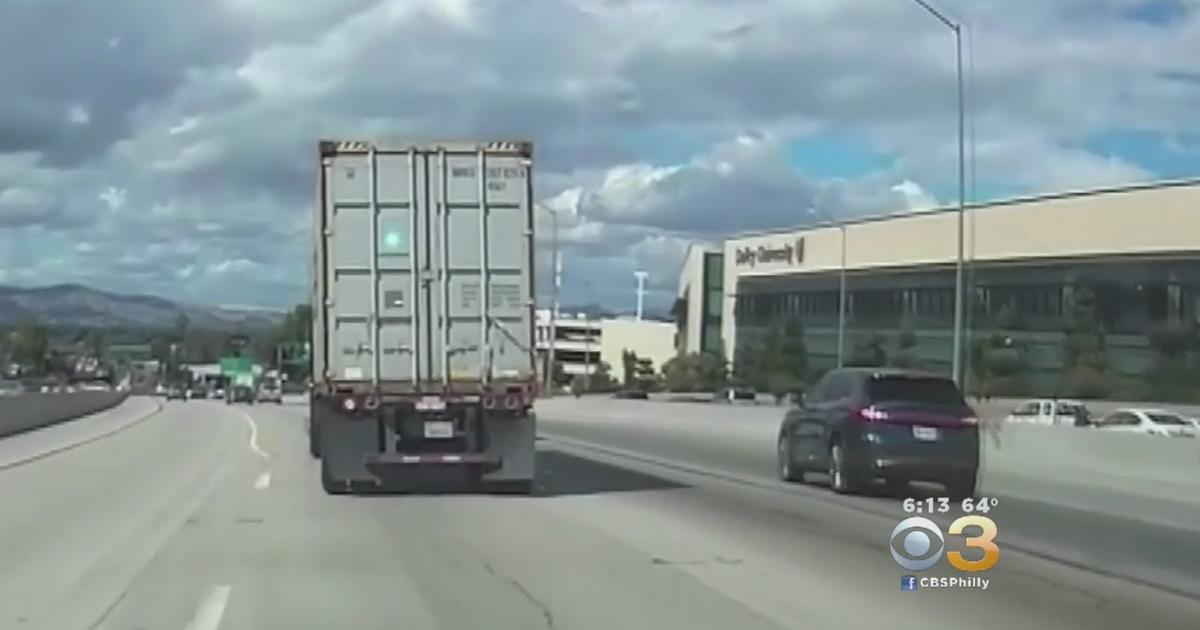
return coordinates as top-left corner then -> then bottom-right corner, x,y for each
341,396 -> 358,413
857,406 -> 890,422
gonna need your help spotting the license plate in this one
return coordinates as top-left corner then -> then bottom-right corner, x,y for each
913,426 -> 940,441
416,396 -> 447,412
424,421 -> 454,439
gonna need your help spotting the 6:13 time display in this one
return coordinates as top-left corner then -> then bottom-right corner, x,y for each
902,497 -> 950,513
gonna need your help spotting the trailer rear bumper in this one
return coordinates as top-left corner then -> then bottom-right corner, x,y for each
365,452 -> 502,471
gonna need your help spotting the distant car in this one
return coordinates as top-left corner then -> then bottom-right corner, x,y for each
1005,399 -> 1089,426
1093,408 -> 1197,438
715,386 -> 757,404
257,382 -> 283,404
211,388 -> 226,400
0,380 -> 23,397
777,368 -> 979,498
166,386 -> 187,401
226,385 -> 255,404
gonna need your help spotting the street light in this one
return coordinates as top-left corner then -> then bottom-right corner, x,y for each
908,0 -> 967,385
634,271 -> 649,321
806,207 -> 848,369
537,204 -> 562,391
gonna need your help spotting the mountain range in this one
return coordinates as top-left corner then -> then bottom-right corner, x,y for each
0,284 -> 286,330
0,285 -> 669,331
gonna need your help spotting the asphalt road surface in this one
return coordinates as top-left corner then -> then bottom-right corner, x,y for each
0,396 -> 1197,630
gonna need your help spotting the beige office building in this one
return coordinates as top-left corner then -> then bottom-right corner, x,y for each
699,179 -> 1200,395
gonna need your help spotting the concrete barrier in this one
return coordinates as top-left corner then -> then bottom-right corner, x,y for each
0,391 -> 131,440
980,422 -> 1200,530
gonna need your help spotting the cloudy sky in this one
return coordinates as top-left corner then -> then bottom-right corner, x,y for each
1,0 -> 1198,313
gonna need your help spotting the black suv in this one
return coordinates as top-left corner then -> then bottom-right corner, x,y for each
776,368 -> 979,497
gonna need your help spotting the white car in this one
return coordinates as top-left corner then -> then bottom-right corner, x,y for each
1094,408 -> 1197,438
1005,399 -> 1089,426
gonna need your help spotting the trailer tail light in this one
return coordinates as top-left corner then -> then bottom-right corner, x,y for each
363,395 -> 380,411
482,394 -> 497,409
504,394 -> 520,410
342,396 -> 358,413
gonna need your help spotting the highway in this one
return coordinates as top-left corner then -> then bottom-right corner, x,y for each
1,397 -> 1198,629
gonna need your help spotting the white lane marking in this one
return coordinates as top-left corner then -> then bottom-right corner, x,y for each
236,409 -> 272,460
183,585 -> 231,630
254,471 -> 272,490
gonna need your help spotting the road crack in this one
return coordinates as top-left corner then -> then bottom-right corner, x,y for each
481,560 -> 557,630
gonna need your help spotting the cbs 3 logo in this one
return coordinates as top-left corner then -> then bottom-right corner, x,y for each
890,516 -> 999,572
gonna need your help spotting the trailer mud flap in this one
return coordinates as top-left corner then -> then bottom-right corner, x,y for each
480,412 -> 536,483
320,414 -> 380,488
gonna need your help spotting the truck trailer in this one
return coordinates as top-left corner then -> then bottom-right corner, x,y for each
309,140 -> 538,495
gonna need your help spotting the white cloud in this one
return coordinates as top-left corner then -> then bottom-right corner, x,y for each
98,187 -> 127,212
168,116 -> 201,135
2,0 -> 1198,312
67,105 -> 91,126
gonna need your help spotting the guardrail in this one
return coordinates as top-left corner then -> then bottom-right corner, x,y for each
0,391 -> 130,439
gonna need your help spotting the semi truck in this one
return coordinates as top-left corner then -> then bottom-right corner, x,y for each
308,140 -> 538,495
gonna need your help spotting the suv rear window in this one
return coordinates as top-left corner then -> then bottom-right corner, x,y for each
866,376 -> 965,406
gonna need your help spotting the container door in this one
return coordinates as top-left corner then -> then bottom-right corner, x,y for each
326,150 -> 423,383
428,148 -> 534,385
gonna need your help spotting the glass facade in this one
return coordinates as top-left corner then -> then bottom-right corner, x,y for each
701,253 -> 724,354
732,256 -> 1200,399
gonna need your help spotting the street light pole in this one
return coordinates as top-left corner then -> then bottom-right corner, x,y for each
838,225 -> 847,368
634,271 -> 649,321
910,0 -> 966,385
538,204 -> 561,391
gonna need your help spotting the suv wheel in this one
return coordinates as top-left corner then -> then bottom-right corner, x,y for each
829,439 -> 865,495
945,471 -> 978,500
778,434 -> 803,482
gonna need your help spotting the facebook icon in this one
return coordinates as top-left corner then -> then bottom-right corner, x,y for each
901,575 -> 919,592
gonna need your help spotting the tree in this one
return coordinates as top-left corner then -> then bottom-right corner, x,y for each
621,350 -> 637,387
696,350 -> 728,391
11,316 -> 49,370
663,353 -> 700,392
173,312 -> 190,342
663,351 -> 729,392
847,332 -> 888,368
1144,322 -> 1200,402
1058,285 -> 1112,398
732,339 -> 762,389
84,328 -> 107,358
766,318 -> 809,403
589,361 -> 617,392
889,321 -> 920,369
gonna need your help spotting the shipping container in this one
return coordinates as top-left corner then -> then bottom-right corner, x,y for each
309,140 -> 537,495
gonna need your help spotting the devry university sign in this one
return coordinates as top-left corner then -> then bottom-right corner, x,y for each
734,237 -> 805,268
